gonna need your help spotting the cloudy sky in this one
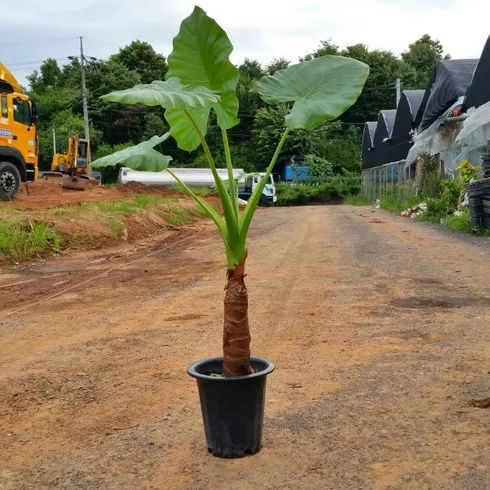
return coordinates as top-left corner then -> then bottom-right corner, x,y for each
2,0 -> 489,86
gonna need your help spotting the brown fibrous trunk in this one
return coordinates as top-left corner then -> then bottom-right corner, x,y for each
223,250 -> 252,377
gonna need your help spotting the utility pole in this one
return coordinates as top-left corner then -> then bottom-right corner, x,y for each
396,78 -> 401,106
52,126 -> 57,155
79,36 -> 90,143
69,38 -> 97,163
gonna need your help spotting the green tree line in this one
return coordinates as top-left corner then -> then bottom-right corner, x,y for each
26,35 -> 448,179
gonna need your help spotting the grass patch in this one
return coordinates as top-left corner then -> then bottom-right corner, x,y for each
133,193 -> 172,209
414,198 -> 447,223
107,217 -> 125,237
442,211 -> 473,233
379,195 -> 421,213
189,187 -> 212,196
161,205 -> 193,226
96,200 -> 138,215
0,219 -> 61,259
344,195 -> 373,206
55,202 -> 88,219
68,233 -> 100,247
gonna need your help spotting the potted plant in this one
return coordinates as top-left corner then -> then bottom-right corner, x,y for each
91,6 -> 369,458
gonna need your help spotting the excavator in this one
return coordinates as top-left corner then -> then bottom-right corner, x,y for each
44,132 -> 95,190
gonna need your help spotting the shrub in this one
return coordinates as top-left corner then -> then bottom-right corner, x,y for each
275,175 -> 360,206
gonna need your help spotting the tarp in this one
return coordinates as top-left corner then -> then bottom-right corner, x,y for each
373,110 -> 396,146
392,90 -> 425,139
416,59 -> 479,132
365,110 -> 397,168
368,109 -> 407,168
361,121 -> 377,169
373,91 -> 425,168
463,36 -> 490,111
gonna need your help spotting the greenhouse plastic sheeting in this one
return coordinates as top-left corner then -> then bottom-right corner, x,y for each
455,101 -> 490,151
405,98 -> 464,168
405,98 -> 489,176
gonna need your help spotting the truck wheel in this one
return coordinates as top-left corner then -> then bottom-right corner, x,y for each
0,162 -> 21,201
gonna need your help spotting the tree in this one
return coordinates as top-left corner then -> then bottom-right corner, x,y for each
111,40 -> 168,83
252,104 -> 314,169
27,58 -> 62,92
63,59 -> 143,144
402,34 -> 450,87
142,112 -> 169,141
238,58 -> 264,79
266,57 -> 290,75
311,122 -> 362,173
252,107 -> 362,174
301,39 -> 339,61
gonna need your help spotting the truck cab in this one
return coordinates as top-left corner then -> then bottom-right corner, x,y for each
0,62 -> 39,200
239,173 -> 277,204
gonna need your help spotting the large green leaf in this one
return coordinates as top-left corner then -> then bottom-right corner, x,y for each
164,107 -> 210,152
256,55 -> 369,130
91,134 -> 172,171
165,6 -> 240,151
100,77 -> 219,110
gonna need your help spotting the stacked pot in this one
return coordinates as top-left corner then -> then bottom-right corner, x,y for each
467,179 -> 490,230
483,148 -> 490,179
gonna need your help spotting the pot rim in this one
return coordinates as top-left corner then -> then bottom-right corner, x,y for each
187,356 -> 275,382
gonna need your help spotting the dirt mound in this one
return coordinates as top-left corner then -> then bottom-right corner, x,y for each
6,181 -> 213,210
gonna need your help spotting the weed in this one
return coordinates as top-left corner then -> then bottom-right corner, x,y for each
0,219 -> 61,259
68,233 -> 99,247
415,198 -> 447,223
344,195 -> 373,206
160,205 -> 193,225
380,196 -> 407,213
133,193 -> 171,209
107,217 -> 125,237
55,202 -> 88,219
442,211 -> 472,233
97,201 -> 137,215
190,187 -> 212,196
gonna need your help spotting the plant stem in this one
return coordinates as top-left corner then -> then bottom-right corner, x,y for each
223,251 -> 251,377
221,128 -> 239,220
184,110 -> 241,267
239,128 -> 290,241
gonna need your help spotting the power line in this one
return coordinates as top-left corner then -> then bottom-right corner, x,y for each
1,37 -> 77,47
6,57 -> 70,67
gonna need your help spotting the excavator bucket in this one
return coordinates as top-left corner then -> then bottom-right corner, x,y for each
61,174 -> 88,191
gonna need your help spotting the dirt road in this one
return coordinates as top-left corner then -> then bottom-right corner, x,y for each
1,205 -> 490,489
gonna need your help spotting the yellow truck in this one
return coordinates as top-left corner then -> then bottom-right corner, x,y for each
0,61 -> 39,200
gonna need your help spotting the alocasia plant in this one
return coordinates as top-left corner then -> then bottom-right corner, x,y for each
91,6 -> 369,377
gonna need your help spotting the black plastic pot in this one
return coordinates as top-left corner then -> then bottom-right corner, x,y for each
187,356 -> 275,458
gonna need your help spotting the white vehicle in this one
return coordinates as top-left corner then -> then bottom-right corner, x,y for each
118,167 -> 277,204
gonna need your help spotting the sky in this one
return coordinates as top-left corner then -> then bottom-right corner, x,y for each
2,0 -> 489,87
